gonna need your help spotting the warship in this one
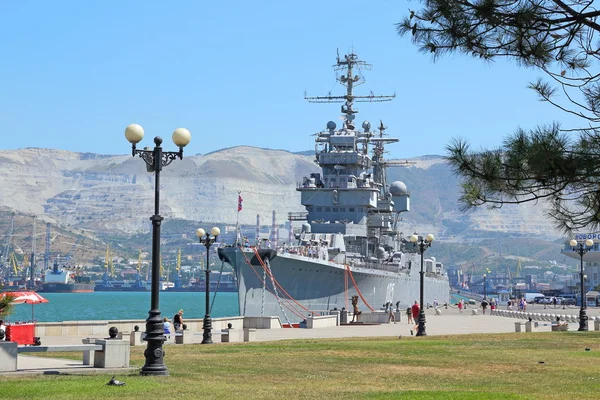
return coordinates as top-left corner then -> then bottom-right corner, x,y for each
218,51 -> 450,323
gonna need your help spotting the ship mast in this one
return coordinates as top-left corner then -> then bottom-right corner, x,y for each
305,51 -> 395,129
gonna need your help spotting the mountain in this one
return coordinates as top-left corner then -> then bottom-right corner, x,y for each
0,146 -> 570,270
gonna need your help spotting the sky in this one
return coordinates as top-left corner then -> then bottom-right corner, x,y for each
0,1 -> 584,159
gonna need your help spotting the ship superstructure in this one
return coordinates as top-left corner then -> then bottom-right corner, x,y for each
218,51 -> 449,323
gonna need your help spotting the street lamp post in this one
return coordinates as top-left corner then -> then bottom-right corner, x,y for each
410,233 -> 434,337
125,124 -> 191,376
483,274 -> 487,299
196,227 -> 221,344
569,238 -> 594,331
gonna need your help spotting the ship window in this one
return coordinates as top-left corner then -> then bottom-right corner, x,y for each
316,207 -> 322,212
358,208 -> 363,212
325,207 -> 331,212
307,206 -> 313,211
349,207 -> 355,212
333,207 -> 338,212
340,207 -> 346,212
347,178 -> 353,182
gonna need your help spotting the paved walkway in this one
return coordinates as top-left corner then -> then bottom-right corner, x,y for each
2,304 -> 593,376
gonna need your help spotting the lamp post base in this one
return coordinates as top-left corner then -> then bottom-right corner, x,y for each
416,311 -> 427,337
140,309 -> 169,376
202,314 -> 213,344
578,308 -> 589,331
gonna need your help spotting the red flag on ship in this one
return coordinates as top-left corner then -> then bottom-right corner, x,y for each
238,194 -> 243,212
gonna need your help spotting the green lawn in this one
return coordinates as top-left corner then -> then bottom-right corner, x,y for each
3,332 -> 600,399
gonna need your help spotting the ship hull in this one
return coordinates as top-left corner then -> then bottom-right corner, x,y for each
219,247 -> 450,322
41,283 -> 95,293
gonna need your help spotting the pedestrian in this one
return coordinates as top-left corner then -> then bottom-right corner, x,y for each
163,317 -> 171,335
481,298 -> 489,315
410,300 -> 420,335
406,306 -> 413,324
457,299 -> 463,313
552,297 -> 557,308
388,304 -> 395,323
433,298 -> 439,309
173,309 -> 184,331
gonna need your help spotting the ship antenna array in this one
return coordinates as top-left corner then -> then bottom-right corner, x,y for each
304,52 -> 395,122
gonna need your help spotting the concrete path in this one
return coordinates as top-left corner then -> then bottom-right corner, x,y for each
2,304 -> 591,376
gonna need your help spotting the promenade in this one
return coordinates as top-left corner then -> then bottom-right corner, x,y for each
4,303 -> 596,376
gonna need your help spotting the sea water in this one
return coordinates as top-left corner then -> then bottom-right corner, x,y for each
6,291 -> 240,323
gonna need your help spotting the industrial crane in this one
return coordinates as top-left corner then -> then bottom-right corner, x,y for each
174,248 -> 182,288
102,244 -> 114,286
2,213 -> 15,277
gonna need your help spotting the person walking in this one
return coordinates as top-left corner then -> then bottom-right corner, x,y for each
481,298 -> 489,315
410,300 -> 420,335
457,299 -> 463,313
406,305 -> 413,324
388,305 -> 396,323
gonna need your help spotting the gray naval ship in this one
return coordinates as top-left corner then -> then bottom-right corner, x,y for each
218,51 -> 450,324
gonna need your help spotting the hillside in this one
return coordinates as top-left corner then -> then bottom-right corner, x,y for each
0,146 -> 570,270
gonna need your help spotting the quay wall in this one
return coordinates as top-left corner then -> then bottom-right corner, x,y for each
33,316 -> 283,337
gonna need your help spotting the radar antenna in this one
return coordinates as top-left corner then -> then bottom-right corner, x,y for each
305,52 -> 395,129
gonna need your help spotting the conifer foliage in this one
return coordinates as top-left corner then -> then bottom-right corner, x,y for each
397,1 -> 600,232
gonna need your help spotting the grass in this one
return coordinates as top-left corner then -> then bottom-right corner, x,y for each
4,332 -> 600,399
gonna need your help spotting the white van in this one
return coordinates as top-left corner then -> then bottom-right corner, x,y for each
523,293 -> 545,303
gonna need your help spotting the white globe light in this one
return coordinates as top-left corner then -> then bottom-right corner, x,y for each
196,228 -> 206,238
585,239 -> 594,247
211,227 -> 221,237
569,239 -> 578,247
172,128 -> 191,147
426,234 -> 435,243
125,124 -> 144,144
410,234 -> 418,243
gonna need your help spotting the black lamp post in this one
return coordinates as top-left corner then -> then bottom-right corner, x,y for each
410,233 -> 434,337
125,124 -> 191,376
196,227 -> 221,344
569,238 -> 594,331
483,274 -> 487,299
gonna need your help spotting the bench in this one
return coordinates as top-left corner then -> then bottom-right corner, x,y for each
1,338 -> 130,371
551,324 -> 569,331
18,344 -> 102,366
221,328 -> 255,343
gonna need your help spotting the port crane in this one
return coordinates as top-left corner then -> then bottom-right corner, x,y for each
174,248 -> 182,288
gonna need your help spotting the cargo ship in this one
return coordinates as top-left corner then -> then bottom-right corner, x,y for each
40,262 -> 95,293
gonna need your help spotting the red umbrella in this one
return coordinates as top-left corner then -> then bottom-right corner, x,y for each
1,291 -> 49,321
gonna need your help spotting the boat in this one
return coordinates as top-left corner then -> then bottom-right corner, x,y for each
93,278 -> 150,292
40,262 -> 95,293
218,51 -> 450,323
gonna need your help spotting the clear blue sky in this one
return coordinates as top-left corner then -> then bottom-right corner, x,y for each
0,1 -> 582,159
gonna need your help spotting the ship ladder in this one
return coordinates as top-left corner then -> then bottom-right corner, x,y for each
345,264 -> 375,312
242,251 -> 306,320
264,257 -> 293,327
251,248 -> 321,318
209,260 -> 227,314
261,266 -> 267,316
240,249 -> 308,321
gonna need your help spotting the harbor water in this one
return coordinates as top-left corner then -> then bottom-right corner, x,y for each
6,291 -> 239,323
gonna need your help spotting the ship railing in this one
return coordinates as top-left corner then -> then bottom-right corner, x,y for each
279,245 -> 329,261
